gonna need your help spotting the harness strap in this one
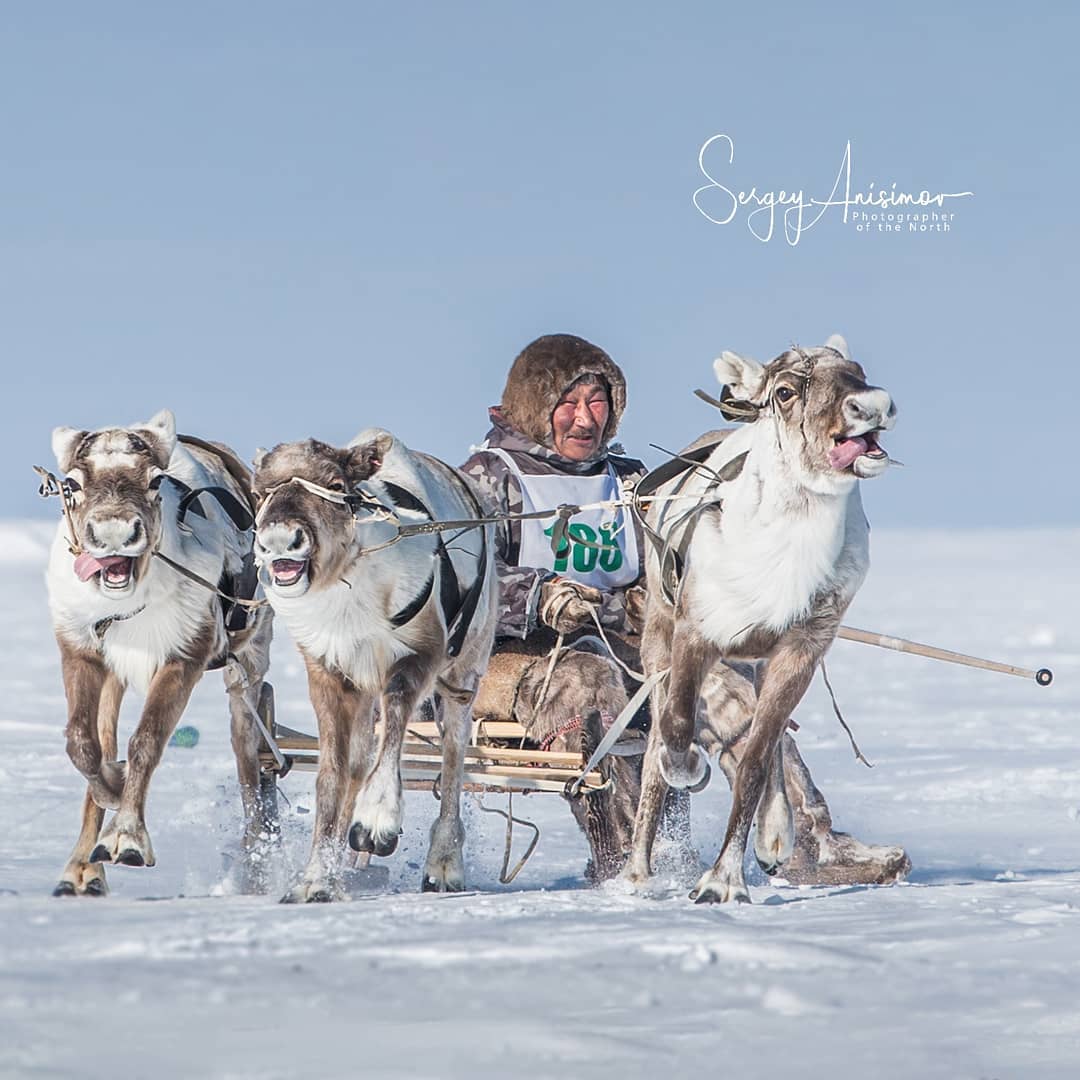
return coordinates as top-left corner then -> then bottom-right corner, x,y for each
389,569 -> 436,628
634,441 -> 723,500
567,669 -> 668,797
176,434 -> 257,517
633,446 -> 749,606
154,551 -> 266,609
378,479 -> 488,654
440,476 -> 489,658
93,604 -> 147,641
174,483 -> 254,532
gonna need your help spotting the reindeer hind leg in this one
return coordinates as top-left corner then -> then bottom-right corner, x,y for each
422,683 -> 473,893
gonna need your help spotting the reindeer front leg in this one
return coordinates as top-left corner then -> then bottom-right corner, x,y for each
55,671 -> 124,896
691,624 -> 832,904
657,625 -> 717,791
282,660 -> 358,903
90,655 -> 205,868
59,645 -> 123,810
349,653 -> 431,862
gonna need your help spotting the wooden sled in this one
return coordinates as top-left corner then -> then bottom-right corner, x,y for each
254,691 -> 615,797
251,685 -> 643,884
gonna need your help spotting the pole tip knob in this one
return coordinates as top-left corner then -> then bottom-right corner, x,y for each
1036,668 -> 1053,687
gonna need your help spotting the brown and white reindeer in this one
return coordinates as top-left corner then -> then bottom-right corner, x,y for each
625,335 -> 899,903
251,429 -> 496,902
44,410 -> 273,896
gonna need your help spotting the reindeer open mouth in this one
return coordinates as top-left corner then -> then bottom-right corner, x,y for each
74,553 -> 137,591
270,558 -> 309,588
829,429 -> 888,472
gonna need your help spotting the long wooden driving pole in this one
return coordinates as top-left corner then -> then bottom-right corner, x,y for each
837,626 -> 1054,686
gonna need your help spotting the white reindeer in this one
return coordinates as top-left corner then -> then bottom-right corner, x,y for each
626,335 -> 898,903
45,410 -> 272,896
252,430 -> 496,902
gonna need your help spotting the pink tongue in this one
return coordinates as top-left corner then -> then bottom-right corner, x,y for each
73,554 -> 129,582
828,437 -> 869,470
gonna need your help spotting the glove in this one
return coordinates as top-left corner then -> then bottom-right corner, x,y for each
539,578 -> 603,635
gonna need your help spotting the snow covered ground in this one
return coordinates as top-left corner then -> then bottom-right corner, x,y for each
2,521 -> 1077,1079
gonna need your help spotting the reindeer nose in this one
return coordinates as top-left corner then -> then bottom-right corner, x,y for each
844,389 -> 896,427
256,521 -> 312,559
86,516 -> 144,551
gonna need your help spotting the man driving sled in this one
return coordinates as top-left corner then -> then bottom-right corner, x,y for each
462,333 -> 910,887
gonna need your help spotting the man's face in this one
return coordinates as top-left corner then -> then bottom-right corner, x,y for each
550,379 -> 610,461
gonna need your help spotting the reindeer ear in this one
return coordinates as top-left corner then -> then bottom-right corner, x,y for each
713,350 -> 766,402
252,447 -> 269,473
51,427 -> 86,473
346,431 -> 394,484
134,409 -> 177,468
825,334 -> 851,360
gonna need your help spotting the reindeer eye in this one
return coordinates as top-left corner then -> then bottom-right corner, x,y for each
775,386 -> 797,404
327,479 -> 346,493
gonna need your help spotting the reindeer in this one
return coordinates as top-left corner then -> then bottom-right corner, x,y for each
44,410 -> 273,896
252,430 -> 496,902
625,335 -> 898,903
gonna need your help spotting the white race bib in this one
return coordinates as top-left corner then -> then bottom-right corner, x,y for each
481,448 -> 639,590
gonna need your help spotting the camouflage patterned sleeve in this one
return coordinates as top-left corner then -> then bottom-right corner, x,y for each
597,585 -> 636,633
460,450 -> 554,639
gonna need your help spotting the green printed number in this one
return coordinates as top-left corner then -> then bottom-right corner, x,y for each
543,522 -> 623,574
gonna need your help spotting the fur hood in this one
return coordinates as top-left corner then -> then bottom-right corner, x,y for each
500,334 -> 627,452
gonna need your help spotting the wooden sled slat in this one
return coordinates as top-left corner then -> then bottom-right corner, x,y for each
258,704 -> 614,796
258,750 -> 606,794
266,733 -> 585,769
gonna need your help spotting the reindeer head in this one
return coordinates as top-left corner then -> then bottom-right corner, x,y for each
252,433 -> 393,597
713,335 -> 896,491
50,410 -> 176,597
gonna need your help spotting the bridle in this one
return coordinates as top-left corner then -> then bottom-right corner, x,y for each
702,346 -> 820,424
34,460 -> 266,634
33,466 -> 85,556
254,475 -> 399,531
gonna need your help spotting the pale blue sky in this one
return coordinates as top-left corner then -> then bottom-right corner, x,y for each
3,3 -> 1076,526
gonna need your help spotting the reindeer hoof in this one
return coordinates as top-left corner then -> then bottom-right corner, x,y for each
373,834 -> 399,858
348,824 -> 375,854
659,745 -> 710,791
280,879 -> 342,904
422,875 -> 464,894
52,881 -> 77,897
349,823 -> 399,857
690,869 -> 751,904
690,883 -> 751,905
89,844 -> 112,865
116,848 -> 145,867
687,762 -> 712,794
83,877 -> 108,897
